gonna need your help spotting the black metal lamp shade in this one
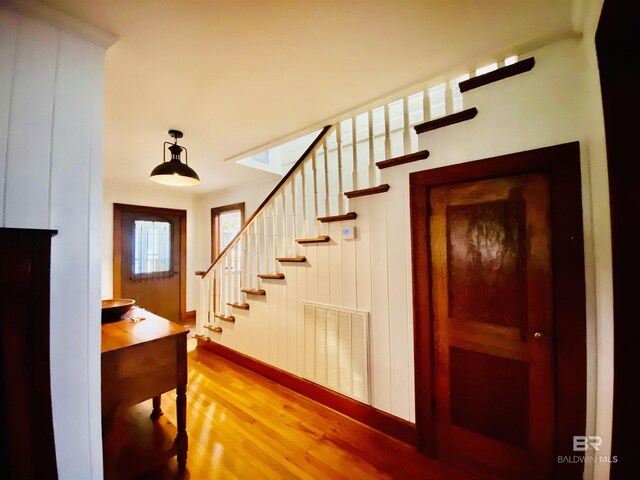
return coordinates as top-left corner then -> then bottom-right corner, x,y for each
150,130 -> 200,187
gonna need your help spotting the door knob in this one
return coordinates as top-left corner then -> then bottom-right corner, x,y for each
533,330 -> 546,339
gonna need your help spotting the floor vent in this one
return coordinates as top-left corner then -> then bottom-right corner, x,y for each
303,302 -> 370,404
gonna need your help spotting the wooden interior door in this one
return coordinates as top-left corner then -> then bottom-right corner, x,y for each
429,173 -> 554,479
114,204 -> 186,323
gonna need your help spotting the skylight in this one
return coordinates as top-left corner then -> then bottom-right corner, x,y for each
235,129 -> 323,176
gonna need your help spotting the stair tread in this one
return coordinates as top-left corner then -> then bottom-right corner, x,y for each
258,273 -> 285,279
413,108 -> 477,135
276,256 -> 307,262
344,184 -> 390,198
376,150 -> 430,170
215,313 -> 236,322
459,57 -> 535,93
204,325 -> 223,333
227,302 -> 250,310
317,212 -> 357,223
241,288 -> 266,295
296,235 -> 331,244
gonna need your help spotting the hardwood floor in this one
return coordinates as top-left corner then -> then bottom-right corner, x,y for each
131,342 -> 477,480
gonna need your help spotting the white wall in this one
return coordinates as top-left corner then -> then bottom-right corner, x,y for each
0,6 -> 107,479
102,181 -> 198,311
197,35 -> 613,469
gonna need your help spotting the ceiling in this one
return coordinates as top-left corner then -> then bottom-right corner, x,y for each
41,0 -> 578,194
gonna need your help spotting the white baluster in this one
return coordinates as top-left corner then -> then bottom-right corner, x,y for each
403,96 -> 411,155
444,81 -> 453,116
280,186 -> 287,259
423,87 -> 431,121
311,150 -> 320,219
383,104 -> 391,160
260,210 -> 266,275
323,139 -> 330,218
300,160 -> 307,238
350,117 -> 358,192
196,275 -> 207,336
271,198 -> 277,271
368,110 -> 375,188
336,122 -> 344,214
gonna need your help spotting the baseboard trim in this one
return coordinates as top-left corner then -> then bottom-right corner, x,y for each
197,339 -> 418,446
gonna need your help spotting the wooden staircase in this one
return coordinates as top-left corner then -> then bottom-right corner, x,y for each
196,56 -> 535,338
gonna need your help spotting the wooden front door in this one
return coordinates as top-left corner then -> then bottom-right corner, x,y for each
410,143 -> 587,480
114,204 -> 187,323
430,173 -> 553,478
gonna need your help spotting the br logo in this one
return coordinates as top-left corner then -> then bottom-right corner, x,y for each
573,436 -> 602,452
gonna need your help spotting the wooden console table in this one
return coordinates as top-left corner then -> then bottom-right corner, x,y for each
101,307 -> 189,479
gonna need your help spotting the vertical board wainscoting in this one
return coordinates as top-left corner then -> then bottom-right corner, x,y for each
0,5 -> 111,479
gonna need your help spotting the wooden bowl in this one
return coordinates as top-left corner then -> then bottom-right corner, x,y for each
101,298 -> 135,324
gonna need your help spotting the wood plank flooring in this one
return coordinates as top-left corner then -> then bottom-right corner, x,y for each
132,342 -> 477,479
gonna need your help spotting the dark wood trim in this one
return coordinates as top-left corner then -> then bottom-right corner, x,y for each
210,202 -> 245,262
459,57 -> 535,93
257,273 -> 285,280
197,340 -> 418,446
214,314 -> 235,323
376,151 -> 429,170
317,212 -> 357,223
113,203 -> 188,322
184,310 -> 196,322
344,184 -> 390,198
296,235 -> 330,244
596,4 -> 640,477
200,126 -> 332,277
276,256 -> 307,263
227,302 -> 250,310
1,228 -> 59,479
413,108 -> 478,135
241,288 -> 266,296
409,142 -> 586,478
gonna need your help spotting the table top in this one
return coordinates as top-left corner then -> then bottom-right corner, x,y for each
101,307 -> 189,354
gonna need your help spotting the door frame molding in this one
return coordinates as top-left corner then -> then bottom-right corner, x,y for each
210,202 -> 245,262
113,203 -> 188,323
409,142 -> 586,478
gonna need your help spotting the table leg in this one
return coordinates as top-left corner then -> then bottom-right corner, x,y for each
176,386 -> 188,471
150,395 -> 163,420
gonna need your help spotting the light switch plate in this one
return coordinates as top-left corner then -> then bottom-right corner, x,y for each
342,226 -> 355,240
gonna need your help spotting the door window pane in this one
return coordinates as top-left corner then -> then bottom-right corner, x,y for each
219,210 -> 242,252
133,220 -> 172,276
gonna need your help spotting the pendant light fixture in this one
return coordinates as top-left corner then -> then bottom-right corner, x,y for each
149,129 -> 200,187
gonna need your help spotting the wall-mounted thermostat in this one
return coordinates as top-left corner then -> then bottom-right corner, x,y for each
342,226 -> 356,240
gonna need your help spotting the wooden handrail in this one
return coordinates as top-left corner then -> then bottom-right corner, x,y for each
198,125 -> 333,278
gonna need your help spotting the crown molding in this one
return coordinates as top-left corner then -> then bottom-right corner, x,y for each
0,0 -> 118,49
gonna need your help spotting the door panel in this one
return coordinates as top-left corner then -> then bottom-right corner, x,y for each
430,173 -> 554,479
115,206 -> 185,322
